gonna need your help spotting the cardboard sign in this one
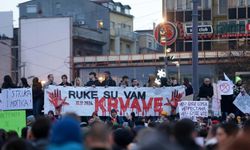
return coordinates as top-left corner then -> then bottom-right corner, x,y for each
44,86 -> 186,116
0,110 -> 26,136
217,81 -> 234,96
233,93 -> 250,114
178,101 -> 209,121
0,88 -> 33,110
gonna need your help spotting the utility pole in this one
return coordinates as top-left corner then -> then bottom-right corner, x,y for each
192,0 -> 199,100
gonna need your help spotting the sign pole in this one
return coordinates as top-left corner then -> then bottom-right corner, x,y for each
192,0 -> 199,100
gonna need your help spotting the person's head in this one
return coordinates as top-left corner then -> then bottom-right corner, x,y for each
31,117 -> 51,140
216,122 -> 238,144
92,111 -> 98,118
111,109 -> 117,118
50,116 -> 82,145
160,77 -> 168,87
235,76 -> 242,85
6,131 -> 18,141
148,74 -> 156,82
61,74 -> 68,83
21,77 -> 29,87
3,75 -> 13,84
104,71 -> 111,79
48,110 -> 55,119
32,77 -> 39,84
174,119 -> 196,143
131,78 -> 139,87
89,72 -> 97,80
85,121 -> 111,149
26,115 -> 36,126
2,138 -> 36,150
183,78 -> 189,84
122,76 -> 129,82
171,77 -> 177,85
204,78 -> 211,85
74,77 -> 82,86
21,127 -> 28,139
47,74 -> 54,82
113,128 -> 134,148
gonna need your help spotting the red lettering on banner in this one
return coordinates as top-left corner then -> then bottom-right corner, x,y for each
142,98 -> 153,116
154,97 -> 163,114
119,97 -> 130,116
131,99 -> 141,113
95,97 -> 106,115
108,98 -> 118,113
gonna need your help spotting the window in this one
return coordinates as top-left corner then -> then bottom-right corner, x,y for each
148,42 -> 152,48
110,21 -> 115,29
238,8 -> 246,18
176,39 -> 184,51
238,0 -> 246,7
198,10 -> 202,21
116,6 -> 121,12
125,9 -> 130,15
185,41 -> 192,51
229,8 -> 237,19
176,11 -> 184,22
26,5 -> 37,13
198,42 -> 202,51
229,0 -> 237,8
55,2 -> 61,9
186,0 -> 192,10
166,0 -> 175,11
203,0 -> 211,9
109,3 -> 115,10
239,21 -> 246,33
218,0 -> 227,15
204,41 -> 211,50
185,11 -> 192,22
198,0 -> 202,9
167,12 -> 174,22
177,0 -> 183,10
248,7 -> 250,17
203,10 -> 211,20
248,0 -> 250,6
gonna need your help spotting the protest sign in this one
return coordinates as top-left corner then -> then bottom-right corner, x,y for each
178,101 -> 209,121
217,81 -> 234,96
233,93 -> 250,114
44,85 -> 185,116
0,88 -> 33,110
212,83 -> 221,116
0,110 -> 26,136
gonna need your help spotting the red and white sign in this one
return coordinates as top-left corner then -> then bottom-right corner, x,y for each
44,85 -> 185,116
154,22 -> 178,46
246,23 -> 250,32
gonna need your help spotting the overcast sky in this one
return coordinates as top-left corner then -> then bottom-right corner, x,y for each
0,0 -> 162,30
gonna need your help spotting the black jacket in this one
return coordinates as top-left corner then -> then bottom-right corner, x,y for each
85,79 -> 101,86
198,83 -> 213,98
59,82 -> 72,86
101,78 -> 116,86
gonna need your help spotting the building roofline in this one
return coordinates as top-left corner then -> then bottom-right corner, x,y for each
110,10 -> 134,18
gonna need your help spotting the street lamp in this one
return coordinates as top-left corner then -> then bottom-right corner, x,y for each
164,48 -> 171,78
172,61 -> 180,84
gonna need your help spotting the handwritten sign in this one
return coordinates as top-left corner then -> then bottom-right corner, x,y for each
233,93 -> 250,114
0,110 -> 26,136
217,81 -> 234,96
1,88 -> 33,110
178,101 -> 209,121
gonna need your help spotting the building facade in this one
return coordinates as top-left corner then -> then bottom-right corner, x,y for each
102,1 -> 136,54
19,0 -> 110,55
162,0 -> 250,52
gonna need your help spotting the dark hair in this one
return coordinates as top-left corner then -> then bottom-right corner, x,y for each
89,72 -> 97,77
47,74 -> 53,79
48,110 -> 54,116
21,78 -> 29,88
2,138 -> 36,150
219,122 -> 238,136
104,71 -> 111,75
174,119 -> 195,144
6,131 -> 18,141
21,127 -> 28,139
160,77 -> 168,87
2,75 -> 16,89
32,77 -> 42,90
61,74 -> 67,79
113,128 -> 134,148
122,76 -> 129,80
31,117 -> 51,139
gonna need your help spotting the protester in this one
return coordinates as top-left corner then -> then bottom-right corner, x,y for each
47,116 -> 84,150
74,77 -> 83,87
131,78 -> 139,87
107,109 -> 123,126
88,111 -> 101,125
145,74 -> 158,87
198,78 -> 213,100
47,110 -> 57,123
112,128 -> 134,150
1,75 -> 16,89
59,74 -> 72,86
30,117 -> 51,150
170,77 -> 179,86
20,77 -> 30,88
233,76 -> 245,116
160,77 -> 169,87
101,71 -> 116,86
216,122 -> 238,147
119,75 -> 129,87
183,78 -> 193,96
85,72 -> 101,87
1,138 -> 36,150
32,77 -> 44,117
43,74 -> 57,89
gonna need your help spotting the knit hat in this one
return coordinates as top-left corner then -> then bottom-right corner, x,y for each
50,116 -> 82,144
235,76 -> 242,83
161,111 -> 168,116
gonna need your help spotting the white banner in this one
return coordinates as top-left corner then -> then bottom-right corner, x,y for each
0,88 -> 33,110
44,85 -> 186,116
217,81 -> 234,96
233,93 -> 250,114
178,101 -> 209,121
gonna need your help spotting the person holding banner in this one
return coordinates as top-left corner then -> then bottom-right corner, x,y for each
198,78 -> 213,116
32,77 -> 44,117
1,75 -> 17,89
44,74 -> 57,89
101,71 -> 116,87
85,72 -> 101,87
59,75 -> 72,87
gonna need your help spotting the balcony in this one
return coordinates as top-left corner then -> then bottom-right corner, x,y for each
110,28 -> 136,42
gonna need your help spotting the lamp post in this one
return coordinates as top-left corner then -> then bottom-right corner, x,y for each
192,0 -> 199,100
164,48 -> 171,78
173,61 -> 180,84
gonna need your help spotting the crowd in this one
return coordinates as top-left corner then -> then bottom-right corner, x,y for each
0,71 -> 249,150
